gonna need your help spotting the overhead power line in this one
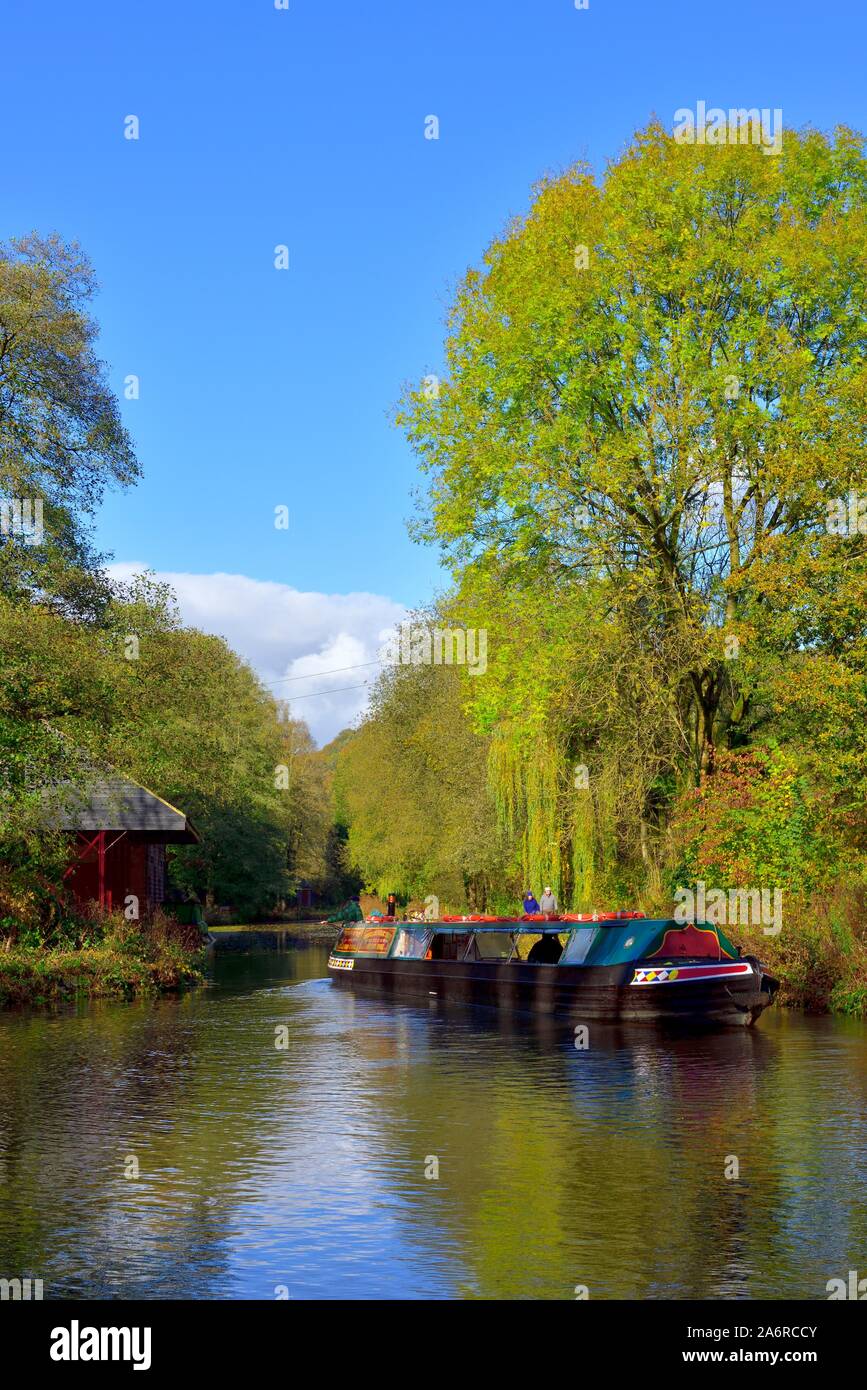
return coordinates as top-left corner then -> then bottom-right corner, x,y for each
267,658 -> 386,686
279,683 -> 369,706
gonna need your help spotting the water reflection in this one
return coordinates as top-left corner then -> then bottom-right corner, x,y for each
0,947 -> 865,1299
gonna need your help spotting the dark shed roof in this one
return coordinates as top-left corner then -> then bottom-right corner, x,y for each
56,776 -> 200,844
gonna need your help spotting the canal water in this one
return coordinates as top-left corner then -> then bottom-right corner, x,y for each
1,944 -> 865,1300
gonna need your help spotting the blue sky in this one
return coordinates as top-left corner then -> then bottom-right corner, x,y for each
3,0 -> 865,738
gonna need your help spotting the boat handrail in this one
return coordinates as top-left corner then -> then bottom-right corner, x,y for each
368,913 -> 646,929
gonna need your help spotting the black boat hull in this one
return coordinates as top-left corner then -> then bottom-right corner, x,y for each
327,955 -> 778,1028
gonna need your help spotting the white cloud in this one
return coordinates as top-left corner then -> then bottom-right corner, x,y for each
108,564 -> 406,745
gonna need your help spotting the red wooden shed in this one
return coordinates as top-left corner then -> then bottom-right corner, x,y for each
59,776 -> 200,917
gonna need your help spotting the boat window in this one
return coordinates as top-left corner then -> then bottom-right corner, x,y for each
560,927 -> 599,965
429,931 -> 471,960
517,932 -> 564,964
464,931 -> 515,961
392,927 -> 433,959
334,925 -> 396,955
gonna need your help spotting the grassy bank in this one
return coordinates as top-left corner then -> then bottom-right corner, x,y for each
0,915 -> 206,1009
742,900 -> 867,1017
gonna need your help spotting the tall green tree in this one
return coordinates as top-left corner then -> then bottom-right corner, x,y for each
0,233 -> 138,616
400,123 -> 867,777
102,576 -> 294,918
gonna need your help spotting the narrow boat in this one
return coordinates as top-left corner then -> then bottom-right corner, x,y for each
327,912 -> 779,1028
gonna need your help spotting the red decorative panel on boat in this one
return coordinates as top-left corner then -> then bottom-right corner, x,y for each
647,923 -> 729,959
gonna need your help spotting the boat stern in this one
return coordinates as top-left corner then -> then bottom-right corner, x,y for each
628,955 -> 777,1026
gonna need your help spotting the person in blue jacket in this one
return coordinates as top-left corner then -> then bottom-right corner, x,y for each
523,890 -> 541,915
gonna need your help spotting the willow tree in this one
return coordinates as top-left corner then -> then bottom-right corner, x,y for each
400,123 -> 867,779
441,564 -> 697,905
